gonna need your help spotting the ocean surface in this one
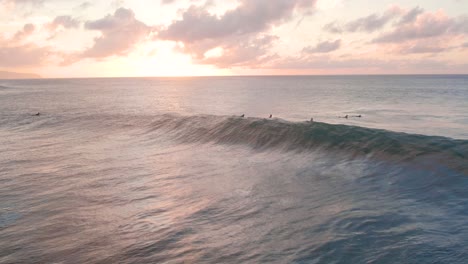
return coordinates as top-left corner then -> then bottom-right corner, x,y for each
0,75 -> 467,263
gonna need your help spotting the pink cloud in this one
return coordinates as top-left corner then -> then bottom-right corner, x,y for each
322,6 -> 468,59
160,0 -> 317,42
196,35 -> 280,67
0,44 -> 50,67
77,8 -> 152,59
374,10 -> 461,43
380,36 -> 463,55
13,23 -> 35,41
159,0 -> 318,67
0,20 -> 58,68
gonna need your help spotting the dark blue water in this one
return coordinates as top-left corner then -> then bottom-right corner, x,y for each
0,76 -> 467,263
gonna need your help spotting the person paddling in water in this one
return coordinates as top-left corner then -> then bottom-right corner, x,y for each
33,112 -> 40,116
340,114 -> 361,118
240,114 -> 245,118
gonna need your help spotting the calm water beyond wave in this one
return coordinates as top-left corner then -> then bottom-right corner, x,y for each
1,76 -> 468,263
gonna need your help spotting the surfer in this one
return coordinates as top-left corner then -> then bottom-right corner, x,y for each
269,114 -> 272,118
33,112 -> 40,116
310,118 -> 313,122
339,115 -> 348,119
354,115 -> 362,118
241,114 -> 245,118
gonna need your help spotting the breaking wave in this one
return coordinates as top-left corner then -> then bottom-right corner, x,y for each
3,113 -> 467,174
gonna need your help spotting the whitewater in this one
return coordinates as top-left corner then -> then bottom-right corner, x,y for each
0,75 -> 467,263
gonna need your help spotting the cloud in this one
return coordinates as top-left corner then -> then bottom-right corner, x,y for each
161,0 -> 175,4
266,55 -> 468,74
76,8 -> 152,59
0,44 -> 50,67
0,20 -> 55,68
397,43 -> 451,54
303,39 -> 341,53
398,6 -> 424,25
324,5 -> 404,33
271,57 -> 391,70
159,0 -> 318,67
323,21 -> 342,33
0,0 -> 46,10
381,34 -> 464,55
195,35 -> 279,67
77,1 -> 91,9
345,9 -> 401,32
323,6 -> 443,35
323,6 -> 468,57
48,15 -> 80,30
0,0 -> 53,18
374,10 -> 468,43
160,0 -> 317,42
13,23 -> 35,41
0,0 -> 44,5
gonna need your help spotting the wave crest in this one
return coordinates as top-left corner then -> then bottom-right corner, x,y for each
148,114 -> 468,167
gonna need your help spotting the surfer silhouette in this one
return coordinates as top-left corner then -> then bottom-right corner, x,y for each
240,114 -> 245,118
34,112 -> 40,116
269,114 -> 272,118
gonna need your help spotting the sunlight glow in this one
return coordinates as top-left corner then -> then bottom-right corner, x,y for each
204,47 -> 224,59
316,0 -> 343,10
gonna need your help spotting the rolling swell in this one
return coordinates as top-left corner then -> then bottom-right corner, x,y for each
2,112 -> 468,174
146,114 -> 468,172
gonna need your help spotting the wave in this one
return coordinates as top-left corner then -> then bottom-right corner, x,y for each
148,114 -> 466,153
142,114 -> 467,171
3,113 -> 468,173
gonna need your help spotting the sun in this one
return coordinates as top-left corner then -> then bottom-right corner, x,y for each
39,41 -> 231,78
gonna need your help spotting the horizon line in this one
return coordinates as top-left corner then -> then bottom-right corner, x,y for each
2,73 -> 468,80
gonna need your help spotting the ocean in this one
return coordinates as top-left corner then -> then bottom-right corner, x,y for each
0,75 -> 467,263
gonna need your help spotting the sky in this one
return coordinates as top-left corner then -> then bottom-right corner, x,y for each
0,0 -> 467,77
